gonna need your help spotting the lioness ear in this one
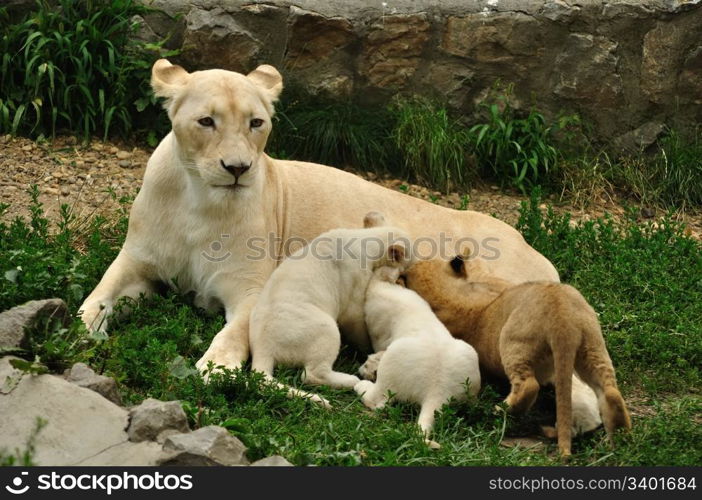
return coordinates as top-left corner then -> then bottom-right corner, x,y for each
247,64 -> 283,101
450,255 -> 467,278
363,211 -> 386,228
151,59 -> 190,101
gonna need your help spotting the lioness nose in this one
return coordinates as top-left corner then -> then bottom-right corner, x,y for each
220,160 -> 251,180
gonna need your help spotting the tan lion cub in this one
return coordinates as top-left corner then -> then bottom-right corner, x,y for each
403,254 -> 631,457
355,266 -> 481,448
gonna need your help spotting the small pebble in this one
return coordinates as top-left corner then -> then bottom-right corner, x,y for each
60,187 -> 70,196
118,160 -> 132,168
116,150 -> 131,160
641,207 -> 655,219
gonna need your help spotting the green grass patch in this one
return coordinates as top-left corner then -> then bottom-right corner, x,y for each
1,187 -> 700,465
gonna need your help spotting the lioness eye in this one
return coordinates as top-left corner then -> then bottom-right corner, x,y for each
250,118 -> 264,129
198,117 -> 214,127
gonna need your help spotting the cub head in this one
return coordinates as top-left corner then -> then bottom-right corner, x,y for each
151,59 -> 283,190
401,248 -> 487,292
402,250 -> 511,304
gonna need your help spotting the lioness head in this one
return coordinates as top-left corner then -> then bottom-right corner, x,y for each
151,59 -> 283,189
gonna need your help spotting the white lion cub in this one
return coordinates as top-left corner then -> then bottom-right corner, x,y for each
355,266 -> 481,448
249,217 -> 412,407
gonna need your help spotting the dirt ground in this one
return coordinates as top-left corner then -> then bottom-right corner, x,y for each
1,134 -> 701,239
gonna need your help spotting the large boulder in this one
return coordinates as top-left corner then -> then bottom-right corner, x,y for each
0,356 -> 129,465
180,7 -> 262,72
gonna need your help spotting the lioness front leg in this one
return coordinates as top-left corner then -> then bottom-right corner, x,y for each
79,250 -> 155,332
196,294 -> 259,376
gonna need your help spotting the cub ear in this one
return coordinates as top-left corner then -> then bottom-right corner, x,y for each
449,255 -> 467,278
363,211 -> 387,228
388,243 -> 409,266
247,64 -> 283,101
151,59 -> 190,101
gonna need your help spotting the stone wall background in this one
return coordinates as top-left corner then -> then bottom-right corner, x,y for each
133,1 -> 700,143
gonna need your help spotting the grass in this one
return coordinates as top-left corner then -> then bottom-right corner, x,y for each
391,96 -> 474,192
1,186 -> 700,466
0,0 -> 175,142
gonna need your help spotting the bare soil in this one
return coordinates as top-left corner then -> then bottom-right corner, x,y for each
2,134 -> 701,239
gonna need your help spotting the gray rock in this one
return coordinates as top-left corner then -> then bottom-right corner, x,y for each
65,363 -> 122,406
159,426 -> 249,466
181,7 -> 261,72
0,299 -> 67,350
130,0 -> 702,143
613,121 -> 666,154
77,440 -> 170,466
127,398 -> 190,443
360,14 -> 430,89
251,455 -> 293,467
0,356 -> 129,466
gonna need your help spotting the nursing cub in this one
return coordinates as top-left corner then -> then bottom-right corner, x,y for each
403,255 -> 631,456
249,217 -> 412,406
356,266 -> 481,448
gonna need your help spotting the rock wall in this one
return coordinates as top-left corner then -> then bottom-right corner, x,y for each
136,0 -> 702,142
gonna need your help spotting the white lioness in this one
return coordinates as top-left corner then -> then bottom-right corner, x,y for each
355,266 -> 481,448
78,59 -> 558,375
249,221 -> 412,405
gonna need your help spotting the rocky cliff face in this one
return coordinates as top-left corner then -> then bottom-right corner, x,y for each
139,1 -> 701,141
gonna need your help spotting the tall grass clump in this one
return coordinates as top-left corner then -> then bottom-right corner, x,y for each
391,96 -> 475,192
268,91 -> 400,172
0,0 -> 174,141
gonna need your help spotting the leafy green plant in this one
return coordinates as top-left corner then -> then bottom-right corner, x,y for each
0,0 -> 176,140
470,95 -> 576,193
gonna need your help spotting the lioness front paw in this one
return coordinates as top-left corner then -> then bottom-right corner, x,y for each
195,349 -> 247,381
